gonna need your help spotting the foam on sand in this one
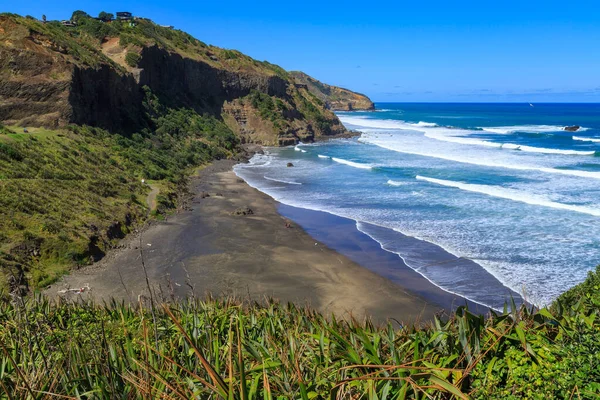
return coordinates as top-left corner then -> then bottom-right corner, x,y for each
416,175 -> 600,217
331,157 -> 373,170
264,176 -> 302,185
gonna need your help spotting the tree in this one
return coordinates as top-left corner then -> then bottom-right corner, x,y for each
98,11 -> 114,22
71,10 -> 90,22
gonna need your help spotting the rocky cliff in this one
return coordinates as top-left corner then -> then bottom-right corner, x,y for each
0,13 -> 349,145
290,71 -> 375,111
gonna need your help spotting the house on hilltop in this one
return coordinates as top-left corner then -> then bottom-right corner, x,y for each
116,12 -> 133,20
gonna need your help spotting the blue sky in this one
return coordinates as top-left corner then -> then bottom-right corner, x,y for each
5,0 -> 600,102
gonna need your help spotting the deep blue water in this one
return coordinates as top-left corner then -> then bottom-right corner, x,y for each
235,103 -> 600,309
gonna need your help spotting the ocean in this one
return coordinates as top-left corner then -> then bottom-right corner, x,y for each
234,103 -> 600,309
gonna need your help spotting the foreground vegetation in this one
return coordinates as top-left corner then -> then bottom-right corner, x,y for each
1,266 -> 599,399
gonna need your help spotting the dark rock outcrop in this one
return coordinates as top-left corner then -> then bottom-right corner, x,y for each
564,125 -> 580,132
290,71 -> 375,111
233,207 -> 253,216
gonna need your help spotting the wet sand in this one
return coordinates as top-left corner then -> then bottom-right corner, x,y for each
49,160 -> 473,323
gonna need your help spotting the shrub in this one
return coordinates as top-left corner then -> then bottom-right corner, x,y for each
0,142 -> 23,161
125,51 -> 141,67
554,265 -> 600,309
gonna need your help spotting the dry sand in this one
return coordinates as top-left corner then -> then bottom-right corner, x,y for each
50,160 -> 443,324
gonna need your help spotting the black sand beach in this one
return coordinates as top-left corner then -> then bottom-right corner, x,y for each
49,160 -> 485,323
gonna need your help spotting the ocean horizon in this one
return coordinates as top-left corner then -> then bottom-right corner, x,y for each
235,102 -> 600,310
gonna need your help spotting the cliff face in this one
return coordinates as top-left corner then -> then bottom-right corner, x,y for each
0,14 -> 348,144
290,71 -> 375,111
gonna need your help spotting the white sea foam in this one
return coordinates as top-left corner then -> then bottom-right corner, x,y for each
263,176 -> 302,185
358,136 -> 600,179
331,157 -> 373,170
338,115 -> 410,130
409,121 -> 438,127
416,175 -> 600,217
294,146 -> 307,153
387,180 -> 406,186
423,131 -> 596,155
481,125 -> 567,134
341,115 -> 597,156
573,136 -> 600,143
318,154 -> 330,159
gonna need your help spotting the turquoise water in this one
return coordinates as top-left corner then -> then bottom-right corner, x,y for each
234,103 -> 600,309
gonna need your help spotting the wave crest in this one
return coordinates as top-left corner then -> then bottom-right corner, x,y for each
416,175 -> 600,216
573,136 -> 600,143
263,176 -> 302,185
331,157 -> 373,170
387,180 -> 407,186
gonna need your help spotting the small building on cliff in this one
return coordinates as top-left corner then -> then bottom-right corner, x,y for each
116,12 -> 133,20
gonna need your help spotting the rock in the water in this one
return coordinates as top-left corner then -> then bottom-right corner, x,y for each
233,207 -> 253,216
287,162 -> 294,167
564,125 -> 580,132
200,191 -> 210,198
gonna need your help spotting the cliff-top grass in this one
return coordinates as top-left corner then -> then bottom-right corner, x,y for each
1,12 -> 291,79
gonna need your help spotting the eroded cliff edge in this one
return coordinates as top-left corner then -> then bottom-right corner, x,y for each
0,14 -> 349,145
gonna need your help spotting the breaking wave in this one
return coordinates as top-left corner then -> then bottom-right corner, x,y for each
573,136 -> 600,143
263,176 -> 302,185
416,175 -> 600,217
387,180 -> 407,186
331,157 -> 373,170
481,125 -> 569,134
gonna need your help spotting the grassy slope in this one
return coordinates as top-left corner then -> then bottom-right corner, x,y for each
0,109 -> 238,291
0,272 -> 599,399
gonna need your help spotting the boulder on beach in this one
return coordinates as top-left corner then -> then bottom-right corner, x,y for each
564,125 -> 580,132
232,207 -> 253,216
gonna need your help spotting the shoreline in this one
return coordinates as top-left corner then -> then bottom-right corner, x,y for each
48,160 -> 456,324
276,204 -> 488,313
